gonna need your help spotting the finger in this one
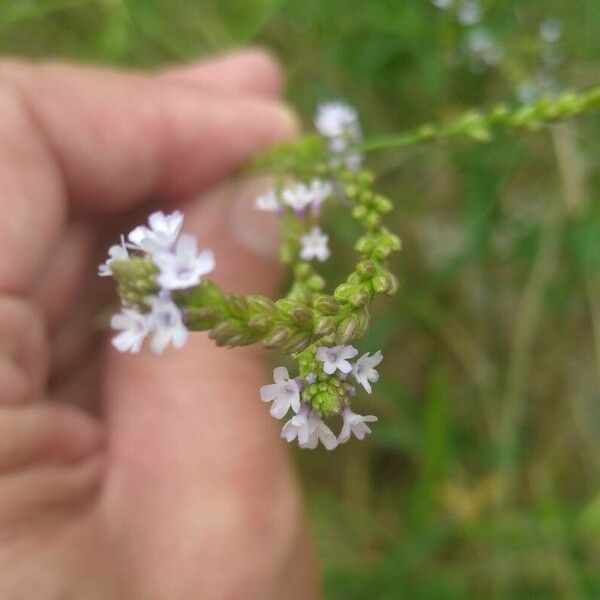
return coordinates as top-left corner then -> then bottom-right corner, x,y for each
161,48 -> 283,98
0,61 -> 298,212
0,297 -> 48,404
31,221 -> 96,330
0,403 -> 103,472
0,456 -> 103,526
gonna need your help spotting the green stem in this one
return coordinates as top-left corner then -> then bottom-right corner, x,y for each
357,86 -> 600,153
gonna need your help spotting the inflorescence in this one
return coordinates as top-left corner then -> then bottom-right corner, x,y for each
100,102 -> 400,450
101,84 -> 600,451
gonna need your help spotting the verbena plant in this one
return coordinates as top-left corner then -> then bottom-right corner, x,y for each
101,87 -> 600,451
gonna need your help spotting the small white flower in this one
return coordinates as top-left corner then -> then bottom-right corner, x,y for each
465,28 -> 503,67
255,189 -> 280,212
99,236 -> 128,277
146,295 -> 189,355
153,233 -> 215,291
282,404 -> 338,450
432,0 -> 453,8
315,102 -> 360,140
281,403 -> 312,446
316,345 -> 358,375
338,406 -> 378,444
300,226 -> 330,262
110,308 -> 149,353
128,210 -> 184,253
352,350 -> 383,394
309,178 -> 334,213
282,183 -> 314,213
457,0 -> 481,26
260,366 -> 301,419
540,17 -> 562,43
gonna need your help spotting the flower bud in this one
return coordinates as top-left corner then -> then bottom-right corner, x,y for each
263,327 -> 291,349
333,283 -> 354,302
247,314 -> 273,333
355,236 -> 374,254
335,315 -> 359,344
228,294 -> 248,316
357,259 -> 377,279
373,195 -> 393,213
209,321 -> 238,344
364,211 -> 382,229
350,287 -> 372,307
314,316 -> 336,337
284,332 -> 312,354
313,295 -> 341,315
288,305 -> 313,326
247,295 -> 276,314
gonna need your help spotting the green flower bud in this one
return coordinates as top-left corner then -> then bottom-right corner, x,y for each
294,262 -> 312,280
373,195 -> 393,213
227,294 -> 248,316
333,283 -> 354,302
263,327 -> 291,349
355,236 -> 375,254
357,259 -> 377,279
288,305 -> 313,326
209,321 -> 238,344
352,205 -> 368,219
314,315 -> 336,336
335,315 -> 359,344
350,287 -> 372,307
364,211 -> 382,229
313,295 -> 341,315
247,295 -> 276,314
247,314 -> 273,333
307,274 -> 325,291
284,332 -> 313,354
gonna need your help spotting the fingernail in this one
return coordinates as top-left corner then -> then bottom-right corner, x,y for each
230,176 -> 282,259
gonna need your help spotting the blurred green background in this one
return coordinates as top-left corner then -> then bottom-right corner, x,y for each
3,1 -> 600,597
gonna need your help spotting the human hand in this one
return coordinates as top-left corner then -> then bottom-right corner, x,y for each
0,49 -> 318,599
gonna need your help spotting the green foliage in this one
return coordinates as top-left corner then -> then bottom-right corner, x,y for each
4,0 -> 600,597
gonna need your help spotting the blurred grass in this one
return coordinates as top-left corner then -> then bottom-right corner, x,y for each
3,1 -> 600,597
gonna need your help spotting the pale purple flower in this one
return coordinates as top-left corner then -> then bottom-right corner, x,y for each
316,345 -> 358,375
255,189 -> 280,212
465,28 -> 503,67
457,0 -> 481,26
99,236 -> 128,277
305,373 -> 317,385
128,210 -> 184,253
146,295 -> 189,355
315,102 -> 363,171
282,404 -> 338,450
260,366 -> 301,419
300,226 -> 330,262
110,308 -> 149,353
540,17 -> 562,43
315,102 -> 360,140
282,183 -> 314,213
309,179 -> 334,213
352,350 -> 383,394
338,406 -> 378,444
153,233 -> 215,291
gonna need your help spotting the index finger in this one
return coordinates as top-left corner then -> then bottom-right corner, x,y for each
0,59 -> 297,292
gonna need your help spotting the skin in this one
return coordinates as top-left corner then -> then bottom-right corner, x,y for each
0,49 -> 319,599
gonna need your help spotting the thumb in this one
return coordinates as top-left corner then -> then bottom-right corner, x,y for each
102,181 -> 312,594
